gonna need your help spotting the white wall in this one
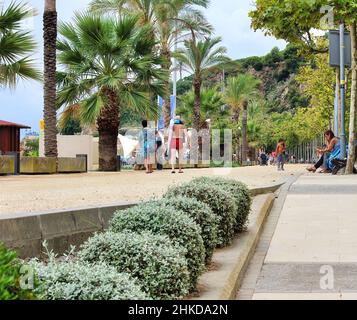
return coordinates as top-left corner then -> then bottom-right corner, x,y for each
40,135 -> 98,171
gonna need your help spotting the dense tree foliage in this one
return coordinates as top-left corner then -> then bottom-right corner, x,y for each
249,0 -> 357,172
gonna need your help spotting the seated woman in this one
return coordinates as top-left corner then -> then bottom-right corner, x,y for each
307,130 -> 340,173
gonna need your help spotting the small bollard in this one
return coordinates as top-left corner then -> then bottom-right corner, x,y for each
6,151 -> 20,175
76,154 -> 88,172
117,155 -> 122,172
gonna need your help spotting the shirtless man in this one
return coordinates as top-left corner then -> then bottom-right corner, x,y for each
170,116 -> 189,174
275,139 -> 286,171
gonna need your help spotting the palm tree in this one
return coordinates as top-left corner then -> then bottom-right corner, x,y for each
225,75 -> 261,162
0,2 -> 40,87
89,0 -> 157,24
89,0 -> 212,127
175,37 -> 228,131
56,13 -> 165,171
43,0 -> 58,158
177,87 -> 229,130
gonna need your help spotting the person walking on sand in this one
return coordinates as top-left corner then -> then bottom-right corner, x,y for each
169,116 -> 189,174
276,139 -> 286,171
138,120 -> 155,174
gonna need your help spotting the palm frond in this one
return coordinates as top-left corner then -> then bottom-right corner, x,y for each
0,57 -> 41,88
0,2 -> 39,88
0,2 -> 34,33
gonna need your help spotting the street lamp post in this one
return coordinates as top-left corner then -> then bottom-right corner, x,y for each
172,21 -> 178,119
339,23 -> 347,159
329,28 -> 351,160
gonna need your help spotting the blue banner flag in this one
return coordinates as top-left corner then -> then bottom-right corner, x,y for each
157,95 -> 176,131
170,95 -> 176,119
157,96 -> 165,132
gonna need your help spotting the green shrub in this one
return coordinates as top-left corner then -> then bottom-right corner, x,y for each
30,260 -> 148,300
165,182 -> 237,247
159,196 -> 219,265
192,177 -> 252,232
0,244 -> 38,300
79,231 -> 190,300
109,202 -> 205,291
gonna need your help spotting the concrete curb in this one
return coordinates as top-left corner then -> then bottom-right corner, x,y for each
0,202 -> 137,259
0,184 -> 280,259
191,193 -> 276,300
250,183 -> 284,197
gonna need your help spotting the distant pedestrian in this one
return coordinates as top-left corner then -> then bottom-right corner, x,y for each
169,116 -> 188,174
155,130 -> 165,171
276,139 -> 286,171
138,120 -> 155,174
268,153 -> 274,166
272,151 -> 277,165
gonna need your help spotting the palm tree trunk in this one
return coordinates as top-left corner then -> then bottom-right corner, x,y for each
43,0 -> 58,158
97,88 -> 120,172
161,46 -> 172,128
242,101 -> 248,162
193,76 -> 202,131
346,23 -> 357,174
233,108 -> 240,159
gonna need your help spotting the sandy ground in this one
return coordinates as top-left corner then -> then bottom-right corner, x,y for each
0,165 -> 306,215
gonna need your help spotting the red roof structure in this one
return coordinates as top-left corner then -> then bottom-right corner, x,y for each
0,120 -> 31,129
0,120 -> 31,154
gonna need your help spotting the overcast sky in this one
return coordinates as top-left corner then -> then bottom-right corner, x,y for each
0,0 -> 286,132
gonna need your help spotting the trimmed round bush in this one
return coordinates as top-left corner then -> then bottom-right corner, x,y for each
159,196 -> 219,265
109,202 -> 205,291
79,231 -> 190,300
192,177 -> 252,232
165,181 -> 237,248
29,260 -> 149,300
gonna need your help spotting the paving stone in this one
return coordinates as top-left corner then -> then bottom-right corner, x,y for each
238,175 -> 357,300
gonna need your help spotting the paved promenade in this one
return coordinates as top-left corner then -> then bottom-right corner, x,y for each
238,174 -> 357,300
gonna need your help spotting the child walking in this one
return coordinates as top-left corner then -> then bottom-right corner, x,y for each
276,139 -> 286,171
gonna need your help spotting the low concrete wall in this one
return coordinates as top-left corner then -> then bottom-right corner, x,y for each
0,155 -> 15,174
0,202 -> 137,259
0,184 -> 284,259
20,157 -> 56,174
58,157 -> 87,173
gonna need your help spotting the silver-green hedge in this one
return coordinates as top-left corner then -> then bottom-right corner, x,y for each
109,202 -> 205,291
192,177 -> 252,232
29,260 -> 149,300
159,196 -> 219,265
78,231 -> 190,300
165,181 -> 237,247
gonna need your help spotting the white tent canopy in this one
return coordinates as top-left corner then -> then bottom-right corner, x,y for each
118,134 -> 139,158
